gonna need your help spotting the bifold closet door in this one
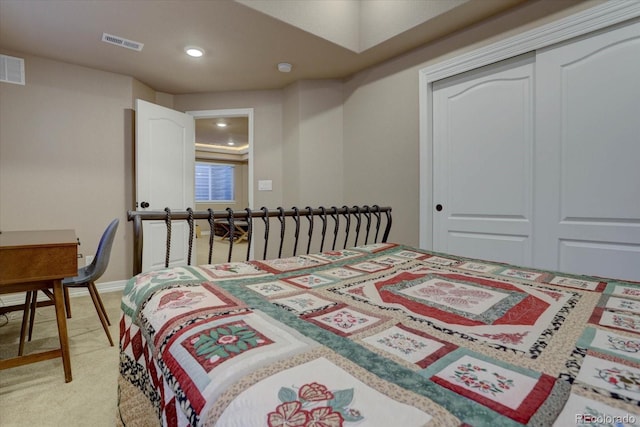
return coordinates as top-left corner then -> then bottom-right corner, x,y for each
432,56 -> 535,266
534,20 -> 640,281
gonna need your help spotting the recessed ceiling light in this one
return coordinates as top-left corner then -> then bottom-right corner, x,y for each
216,122 -> 227,128
185,47 -> 204,57
278,62 -> 292,73
227,141 -> 235,146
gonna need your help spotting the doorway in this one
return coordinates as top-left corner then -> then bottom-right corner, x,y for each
187,108 -> 254,262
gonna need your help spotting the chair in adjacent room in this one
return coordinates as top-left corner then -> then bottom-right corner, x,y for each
22,218 -> 119,349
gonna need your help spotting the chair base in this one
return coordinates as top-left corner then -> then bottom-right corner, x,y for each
20,283 -> 113,354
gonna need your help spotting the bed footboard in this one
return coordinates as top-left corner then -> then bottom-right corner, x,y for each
127,205 -> 392,275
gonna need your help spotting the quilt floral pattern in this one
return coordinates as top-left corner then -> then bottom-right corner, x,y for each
267,381 -> 361,427
184,320 -> 273,371
118,243 -> 640,427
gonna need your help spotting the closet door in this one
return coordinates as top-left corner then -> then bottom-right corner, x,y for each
535,20 -> 640,281
432,56 -> 535,266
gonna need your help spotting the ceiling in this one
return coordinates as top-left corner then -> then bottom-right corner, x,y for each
196,117 -> 249,152
0,0 -> 530,95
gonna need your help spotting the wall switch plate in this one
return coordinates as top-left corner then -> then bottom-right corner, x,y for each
258,180 -> 272,191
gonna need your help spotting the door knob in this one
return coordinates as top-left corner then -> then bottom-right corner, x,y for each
140,201 -> 150,208
435,204 -> 443,212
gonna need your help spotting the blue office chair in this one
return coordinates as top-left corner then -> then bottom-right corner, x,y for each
62,218 -> 119,346
23,219 -> 119,348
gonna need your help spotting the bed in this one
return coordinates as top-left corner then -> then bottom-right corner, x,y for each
118,206 -> 640,426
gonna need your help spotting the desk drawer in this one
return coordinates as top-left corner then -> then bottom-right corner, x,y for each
0,229 -> 78,286
1,245 -> 76,283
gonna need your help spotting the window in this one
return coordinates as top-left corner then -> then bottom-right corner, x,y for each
195,162 -> 234,202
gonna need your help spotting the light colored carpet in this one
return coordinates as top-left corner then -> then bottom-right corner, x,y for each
0,290 -> 122,426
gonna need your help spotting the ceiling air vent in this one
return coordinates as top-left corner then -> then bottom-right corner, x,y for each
101,33 -> 144,51
0,54 -> 25,85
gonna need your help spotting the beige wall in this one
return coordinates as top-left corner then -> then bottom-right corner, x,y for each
343,62 -> 419,246
282,82 -> 301,205
0,0 -> 596,282
0,52 -> 137,282
282,80 -> 344,207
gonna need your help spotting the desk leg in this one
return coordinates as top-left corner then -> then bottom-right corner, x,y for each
52,279 -> 72,382
18,292 -> 32,356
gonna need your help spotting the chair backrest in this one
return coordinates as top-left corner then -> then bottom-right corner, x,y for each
85,218 -> 119,281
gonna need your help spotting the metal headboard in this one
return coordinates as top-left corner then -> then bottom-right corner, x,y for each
127,205 -> 392,275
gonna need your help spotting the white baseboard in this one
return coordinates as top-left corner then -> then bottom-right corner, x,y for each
0,279 -> 128,307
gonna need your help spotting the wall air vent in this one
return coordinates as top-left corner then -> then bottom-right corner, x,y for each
0,54 -> 25,85
101,33 -> 144,51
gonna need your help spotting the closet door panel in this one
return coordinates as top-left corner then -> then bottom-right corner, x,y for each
433,56 -> 534,266
559,241 -> 640,280
535,20 -> 640,281
447,232 -> 529,265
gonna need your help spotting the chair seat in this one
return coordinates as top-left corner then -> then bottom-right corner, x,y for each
61,266 -> 92,287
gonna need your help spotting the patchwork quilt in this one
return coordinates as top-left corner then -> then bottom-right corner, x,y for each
117,243 -> 640,426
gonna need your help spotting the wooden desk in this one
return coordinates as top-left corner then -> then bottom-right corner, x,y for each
0,230 -> 77,382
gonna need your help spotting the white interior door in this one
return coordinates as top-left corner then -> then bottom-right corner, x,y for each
433,56 -> 535,266
534,20 -> 640,281
136,99 -> 195,272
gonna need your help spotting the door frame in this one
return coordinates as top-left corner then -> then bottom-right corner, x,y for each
418,2 -> 640,250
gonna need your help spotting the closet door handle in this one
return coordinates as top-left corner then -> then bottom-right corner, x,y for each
435,204 -> 443,212
140,201 -> 150,208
